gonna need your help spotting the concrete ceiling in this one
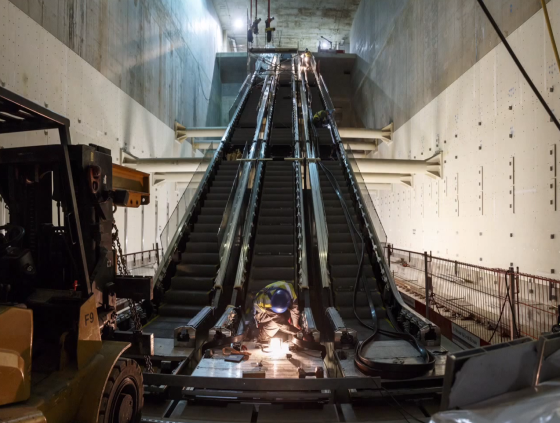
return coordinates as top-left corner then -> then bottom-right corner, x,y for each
211,0 -> 361,52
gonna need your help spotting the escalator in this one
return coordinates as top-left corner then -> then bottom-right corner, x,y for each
318,160 -> 386,342
303,62 -> 438,380
148,72 -> 268,340
155,160 -> 240,329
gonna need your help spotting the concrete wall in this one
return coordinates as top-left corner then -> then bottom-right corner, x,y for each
350,0 -> 550,131
354,0 -> 560,277
0,0 -> 224,255
6,0 -> 224,129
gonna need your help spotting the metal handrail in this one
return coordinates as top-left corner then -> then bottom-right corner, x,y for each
153,70 -> 257,285
292,60 -> 309,290
309,56 -> 433,328
214,54 -> 278,291
232,54 -> 279,291
217,142 -> 250,252
300,59 -> 331,290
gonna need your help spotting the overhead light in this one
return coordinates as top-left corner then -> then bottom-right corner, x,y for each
234,19 -> 243,30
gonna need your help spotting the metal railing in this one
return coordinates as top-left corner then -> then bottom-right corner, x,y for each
386,246 -> 560,344
122,248 -> 161,268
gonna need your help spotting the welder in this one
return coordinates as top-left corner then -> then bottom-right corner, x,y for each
313,109 -> 329,128
253,281 -> 300,342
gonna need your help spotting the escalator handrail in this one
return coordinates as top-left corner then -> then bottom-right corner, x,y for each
215,54 -> 279,290
232,55 -> 279,291
292,59 -> 309,291
217,141 -> 250,252
298,61 -> 331,290
154,66 -> 257,286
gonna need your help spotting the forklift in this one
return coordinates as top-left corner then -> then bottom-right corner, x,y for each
0,87 -> 151,422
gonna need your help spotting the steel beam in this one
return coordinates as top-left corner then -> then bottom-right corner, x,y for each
123,157 -> 203,173
353,152 -> 442,178
361,173 -> 413,187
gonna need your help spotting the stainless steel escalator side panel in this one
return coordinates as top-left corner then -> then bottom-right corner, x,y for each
214,55 -> 279,291
299,59 -> 331,290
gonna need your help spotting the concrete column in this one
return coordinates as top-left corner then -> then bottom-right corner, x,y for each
353,152 -> 442,178
123,157 -> 203,173
361,173 -> 413,187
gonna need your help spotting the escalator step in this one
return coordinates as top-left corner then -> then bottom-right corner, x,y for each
325,223 -> 356,233
204,200 -> 227,208
251,267 -> 294,281
329,253 -> 359,266
176,263 -> 217,277
164,290 -> 210,306
212,181 -> 235,187
332,276 -> 377,291
181,252 -> 219,265
254,244 -> 294,255
170,276 -> 215,291
259,208 -> 293,217
184,242 -> 218,253
261,193 -> 293,202
158,304 -> 204,318
197,215 -> 222,224
328,242 -> 355,253
210,187 -> 233,194
260,201 -> 294,209
200,207 -> 226,216
326,214 -> 359,225
255,234 -> 293,245
328,233 -> 354,243
252,255 -> 294,268
249,279 -> 295,294
335,289 -> 383,307
258,216 -> 293,225
193,223 -> 220,233
257,225 -> 293,235
331,265 -> 374,278
188,233 -> 219,243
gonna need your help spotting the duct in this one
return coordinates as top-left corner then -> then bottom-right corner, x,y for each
360,173 -> 413,187
353,152 -> 442,178
338,123 -> 394,144
123,157 -> 203,173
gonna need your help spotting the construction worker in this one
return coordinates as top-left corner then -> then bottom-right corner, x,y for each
313,109 -> 329,128
253,281 -> 300,342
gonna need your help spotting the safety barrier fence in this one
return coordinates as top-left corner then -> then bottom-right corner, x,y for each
122,248 -> 161,269
386,246 -> 560,346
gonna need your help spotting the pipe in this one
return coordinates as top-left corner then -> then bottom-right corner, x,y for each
541,0 -> 560,73
353,152 -> 442,179
268,0 -> 270,22
255,0 -> 257,20
477,0 -> 560,132
123,157 -> 203,173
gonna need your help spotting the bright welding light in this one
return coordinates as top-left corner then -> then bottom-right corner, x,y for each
234,19 -> 244,30
269,338 -> 282,354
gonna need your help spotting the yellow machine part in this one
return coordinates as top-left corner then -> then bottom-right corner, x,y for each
0,306 -> 33,407
0,297 -> 131,422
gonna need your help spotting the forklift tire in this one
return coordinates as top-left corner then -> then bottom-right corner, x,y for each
98,358 -> 144,423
